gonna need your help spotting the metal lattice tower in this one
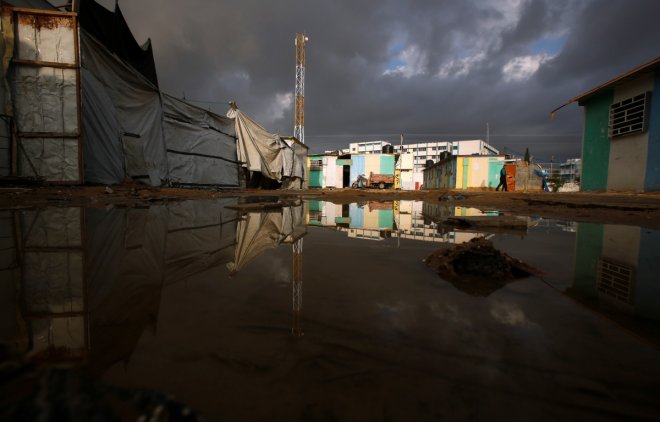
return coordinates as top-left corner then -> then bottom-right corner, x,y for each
294,33 -> 308,144
292,33 -> 307,336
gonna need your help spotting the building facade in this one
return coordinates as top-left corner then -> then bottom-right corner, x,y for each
559,158 -> 582,182
348,140 -> 499,171
555,56 -> 660,192
423,155 -> 506,190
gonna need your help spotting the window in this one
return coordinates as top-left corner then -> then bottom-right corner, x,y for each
609,92 -> 651,138
597,257 -> 634,304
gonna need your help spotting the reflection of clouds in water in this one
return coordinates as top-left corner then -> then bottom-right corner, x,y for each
490,301 -> 528,327
428,302 -> 473,329
376,302 -> 416,331
259,255 -> 290,286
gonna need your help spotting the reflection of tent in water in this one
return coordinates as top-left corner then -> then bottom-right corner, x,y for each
85,207 -> 167,372
227,204 -> 307,275
5,199 -> 240,370
0,1 -> 304,188
164,199 -> 239,285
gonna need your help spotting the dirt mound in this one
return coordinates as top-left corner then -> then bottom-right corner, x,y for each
424,237 -> 541,296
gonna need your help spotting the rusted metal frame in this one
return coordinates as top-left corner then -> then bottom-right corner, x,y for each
9,7 -> 77,17
10,117 -> 17,175
11,58 -> 76,69
72,13 -> 82,184
11,9 -> 83,184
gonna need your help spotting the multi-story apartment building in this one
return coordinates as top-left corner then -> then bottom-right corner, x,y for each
559,158 -> 582,182
348,139 -> 499,171
347,140 -> 392,155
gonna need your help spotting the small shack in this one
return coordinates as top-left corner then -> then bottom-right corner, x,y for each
552,56 -> 660,192
423,155 -> 506,190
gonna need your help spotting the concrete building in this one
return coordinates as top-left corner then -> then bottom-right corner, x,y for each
559,158 -> 582,182
348,140 -> 499,171
553,56 -> 660,191
348,141 -> 392,155
307,152 -> 412,189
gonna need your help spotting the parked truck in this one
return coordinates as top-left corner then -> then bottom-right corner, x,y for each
352,172 -> 395,189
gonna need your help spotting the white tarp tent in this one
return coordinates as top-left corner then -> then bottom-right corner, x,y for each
227,106 -> 307,186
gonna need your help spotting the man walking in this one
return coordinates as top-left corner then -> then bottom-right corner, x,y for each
496,165 -> 508,191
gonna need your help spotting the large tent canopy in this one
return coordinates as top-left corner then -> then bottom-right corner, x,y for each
227,105 -> 307,184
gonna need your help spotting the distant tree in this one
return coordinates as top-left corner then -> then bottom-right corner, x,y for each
524,147 -> 530,163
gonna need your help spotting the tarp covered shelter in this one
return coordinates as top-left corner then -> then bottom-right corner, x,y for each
228,106 -> 307,187
162,95 -> 239,186
1,0 -> 241,187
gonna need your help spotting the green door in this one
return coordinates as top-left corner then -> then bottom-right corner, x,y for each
462,159 -> 469,189
309,170 -> 323,187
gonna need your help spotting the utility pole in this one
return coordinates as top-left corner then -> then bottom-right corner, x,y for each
486,122 -> 490,145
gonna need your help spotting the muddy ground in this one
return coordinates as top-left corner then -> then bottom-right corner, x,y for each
1,185 -> 660,228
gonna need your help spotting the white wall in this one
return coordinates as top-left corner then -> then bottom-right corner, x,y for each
607,74 -> 652,191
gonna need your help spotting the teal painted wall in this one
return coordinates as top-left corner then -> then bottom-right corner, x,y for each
378,209 -> 394,229
571,223 -> 604,299
634,229 -> 660,319
380,155 -> 395,174
308,200 -> 322,212
581,91 -> 614,191
644,71 -> 660,191
488,158 -> 502,188
309,170 -> 322,187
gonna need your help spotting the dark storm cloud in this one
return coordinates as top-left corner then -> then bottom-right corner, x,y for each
102,0 -> 660,161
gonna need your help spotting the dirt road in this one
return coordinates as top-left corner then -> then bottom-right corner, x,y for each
2,185 -> 660,228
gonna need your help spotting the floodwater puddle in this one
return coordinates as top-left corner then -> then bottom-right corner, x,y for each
1,199 -> 659,420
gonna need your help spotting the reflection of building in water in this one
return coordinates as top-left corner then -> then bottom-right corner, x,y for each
571,223 -> 660,342
17,208 -> 88,363
306,200 -> 489,243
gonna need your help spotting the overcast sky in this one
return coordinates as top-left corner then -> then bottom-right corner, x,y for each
97,0 -> 660,161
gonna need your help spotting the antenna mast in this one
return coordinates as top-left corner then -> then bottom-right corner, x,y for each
294,33 -> 308,144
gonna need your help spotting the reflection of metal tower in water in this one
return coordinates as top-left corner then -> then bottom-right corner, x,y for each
292,237 -> 303,336
292,33 -> 307,336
